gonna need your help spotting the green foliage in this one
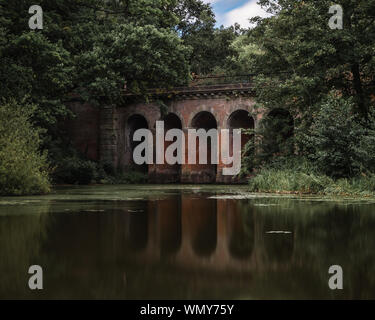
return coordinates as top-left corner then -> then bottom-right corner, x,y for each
0,100 -> 51,196
113,171 -> 148,184
185,24 -> 243,75
0,0 -> 215,195
76,23 -> 191,103
248,166 -> 375,197
236,0 -> 375,186
53,156 -> 98,185
52,155 -> 148,185
241,109 -> 294,175
0,31 -> 72,129
248,167 -> 333,194
250,0 -> 374,114
303,94 -> 375,178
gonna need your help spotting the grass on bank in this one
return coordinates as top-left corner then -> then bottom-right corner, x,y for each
248,168 -> 375,197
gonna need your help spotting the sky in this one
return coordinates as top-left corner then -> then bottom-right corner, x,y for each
203,0 -> 272,28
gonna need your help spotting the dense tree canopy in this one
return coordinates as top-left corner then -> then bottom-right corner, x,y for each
0,0 -> 240,122
228,0 -> 375,117
222,0 -> 375,178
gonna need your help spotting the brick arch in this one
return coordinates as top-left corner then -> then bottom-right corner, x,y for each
166,108 -> 185,130
125,112 -> 152,131
223,107 -> 256,130
187,107 -> 219,129
163,112 -> 183,129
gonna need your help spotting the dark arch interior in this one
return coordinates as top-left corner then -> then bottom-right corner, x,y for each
191,111 -> 217,130
228,110 -> 254,130
164,113 -> 182,130
159,196 -> 182,257
163,113 -> 183,183
190,111 -> 218,182
190,198 -> 217,257
228,110 -> 255,169
127,114 -> 149,172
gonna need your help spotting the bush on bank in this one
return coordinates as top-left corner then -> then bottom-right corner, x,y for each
246,94 -> 375,196
0,100 -> 51,196
52,155 -> 147,185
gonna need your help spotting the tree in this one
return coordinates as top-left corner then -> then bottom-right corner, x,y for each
304,93 -> 375,178
0,100 -> 51,196
240,0 -> 375,118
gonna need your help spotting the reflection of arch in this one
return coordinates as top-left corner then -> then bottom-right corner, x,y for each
163,113 -> 183,183
127,114 -> 149,172
190,111 -> 217,183
158,197 -> 182,256
188,198 -> 217,257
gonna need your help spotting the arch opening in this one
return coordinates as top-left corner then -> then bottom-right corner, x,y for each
228,109 -> 255,154
191,111 -> 217,130
127,114 -> 149,173
161,113 -> 183,183
228,110 -> 254,130
190,111 -> 218,183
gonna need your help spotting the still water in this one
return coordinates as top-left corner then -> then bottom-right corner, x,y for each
0,185 -> 375,300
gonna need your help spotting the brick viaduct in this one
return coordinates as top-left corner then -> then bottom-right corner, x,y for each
67,80 -> 288,184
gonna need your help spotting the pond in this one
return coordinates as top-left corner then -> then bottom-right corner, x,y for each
0,185 -> 374,299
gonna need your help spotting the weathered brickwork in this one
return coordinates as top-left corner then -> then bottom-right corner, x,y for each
67,84 -> 265,184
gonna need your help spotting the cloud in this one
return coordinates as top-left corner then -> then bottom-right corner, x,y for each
223,0 -> 272,28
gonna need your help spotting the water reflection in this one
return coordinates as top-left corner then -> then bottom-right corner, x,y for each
0,189 -> 375,299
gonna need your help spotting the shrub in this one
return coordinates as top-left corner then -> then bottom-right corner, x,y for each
53,157 -> 98,185
240,109 -> 294,175
304,93 -> 375,178
114,170 -> 148,184
0,100 -> 51,195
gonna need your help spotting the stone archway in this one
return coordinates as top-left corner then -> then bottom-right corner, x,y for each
126,114 -> 149,173
185,111 -> 218,184
228,109 -> 255,153
216,109 -> 255,183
